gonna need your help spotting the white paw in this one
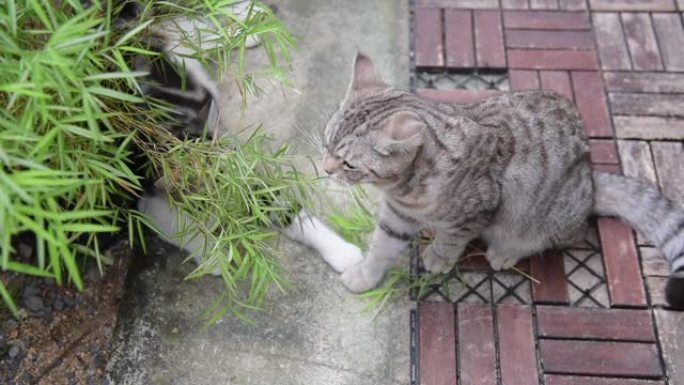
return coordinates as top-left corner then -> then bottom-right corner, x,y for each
340,262 -> 384,293
422,245 -> 454,274
322,243 -> 364,273
487,254 -> 508,271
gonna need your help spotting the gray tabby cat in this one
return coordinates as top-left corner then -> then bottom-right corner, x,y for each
323,53 -> 684,309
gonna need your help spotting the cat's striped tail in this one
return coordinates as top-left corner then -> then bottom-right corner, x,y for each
592,171 -> 684,309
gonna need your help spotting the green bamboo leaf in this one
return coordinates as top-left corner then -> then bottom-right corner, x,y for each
27,0 -> 54,30
47,240 -> 62,285
114,18 -> 154,47
0,279 -> 19,318
12,210 -> 59,244
54,230 -> 83,290
52,31 -> 109,50
6,0 -> 17,36
58,123 -> 114,142
84,71 -> 149,81
5,261 -> 53,278
61,223 -> 119,233
86,87 -> 144,103
0,171 -> 32,204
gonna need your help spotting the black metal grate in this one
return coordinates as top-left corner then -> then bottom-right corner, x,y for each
413,257 -> 532,305
416,70 -> 510,91
412,224 -> 609,308
563,224 -> 610,308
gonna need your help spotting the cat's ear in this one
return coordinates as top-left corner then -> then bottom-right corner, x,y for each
374,111 -> 425,155
349,52 -> 387,92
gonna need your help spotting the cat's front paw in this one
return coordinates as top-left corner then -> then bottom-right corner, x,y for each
422,245 -> 454,274
322,243 -> 364,273
341,262 -> 384,293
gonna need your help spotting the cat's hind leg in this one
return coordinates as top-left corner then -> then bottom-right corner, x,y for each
486,248 -> 526,271
484,234 -> 546,271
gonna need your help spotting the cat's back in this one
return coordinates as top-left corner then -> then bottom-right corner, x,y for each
461,91 -> 593,245
462,91 -> 588,166
464,91 -> 584,139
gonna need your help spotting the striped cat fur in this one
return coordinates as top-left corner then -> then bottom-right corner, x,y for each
323,53 -> 684,309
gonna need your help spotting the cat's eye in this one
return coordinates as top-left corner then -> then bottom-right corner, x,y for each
342,160 -> 356,170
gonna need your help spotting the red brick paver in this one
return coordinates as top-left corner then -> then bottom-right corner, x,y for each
536,306 -> 655,340
418,302 -> 457,385
589,0 -> 677,11
572,71 -> 613,137
539,71 -> 573,100
497,305 -> 539,385
458,304 -> 497,385
540,339 -> 662,377
474,11 -> 506,69
509,70 -> 540,90
589,139 -> 619,165
508,49 -> 599,70
545,375 -> 665,385
503,10 -> 591,30
445,10 -> 475,69
598,218 -> 647,307
530,251 -> 570,304
414,8 -> 443,68
412,0 -> 684,383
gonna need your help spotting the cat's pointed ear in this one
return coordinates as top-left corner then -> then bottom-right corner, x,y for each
374,111 -> 425,155
349,52 -> 387,92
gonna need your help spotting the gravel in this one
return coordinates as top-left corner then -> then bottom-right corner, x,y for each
8,345 -> 20,358
24,296 -> 44,312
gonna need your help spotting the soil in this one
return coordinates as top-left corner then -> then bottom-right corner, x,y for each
0,239 -> 132,385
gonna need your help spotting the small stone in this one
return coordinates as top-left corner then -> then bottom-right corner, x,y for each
85,267 -> 101,282
2,319 -> 18,333
64,296 -> 75,307
171,328 -> 179,334
18,372 -> 33,383
9,345 -> 20,358
22,286 -> 40,299
24,296 -> 44,312
53,299 -> 65,311
67,371 -> 78,385
18,243 -> 32,259
91,353 -> 105,369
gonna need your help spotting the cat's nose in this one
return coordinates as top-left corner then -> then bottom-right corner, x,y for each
322,154 -> 335,175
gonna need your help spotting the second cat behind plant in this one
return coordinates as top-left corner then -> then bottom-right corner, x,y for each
323,53 -> 684,309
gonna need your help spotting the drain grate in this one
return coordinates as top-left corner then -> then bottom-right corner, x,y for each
416,70 -> 510,91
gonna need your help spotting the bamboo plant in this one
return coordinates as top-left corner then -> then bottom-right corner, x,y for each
0,0 -> 310,321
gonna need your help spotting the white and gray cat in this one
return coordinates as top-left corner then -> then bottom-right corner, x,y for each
132,2 -> 363,274
323,53 -> 684,309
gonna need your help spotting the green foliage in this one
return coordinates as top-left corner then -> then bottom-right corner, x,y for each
327,186 -> 375,251
0,0 -> 304,321
326,187 -> 447,312
358,267 -> 447,317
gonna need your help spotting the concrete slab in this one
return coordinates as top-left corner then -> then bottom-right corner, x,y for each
654,309 -> 684,384
106,1 -> 410,384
